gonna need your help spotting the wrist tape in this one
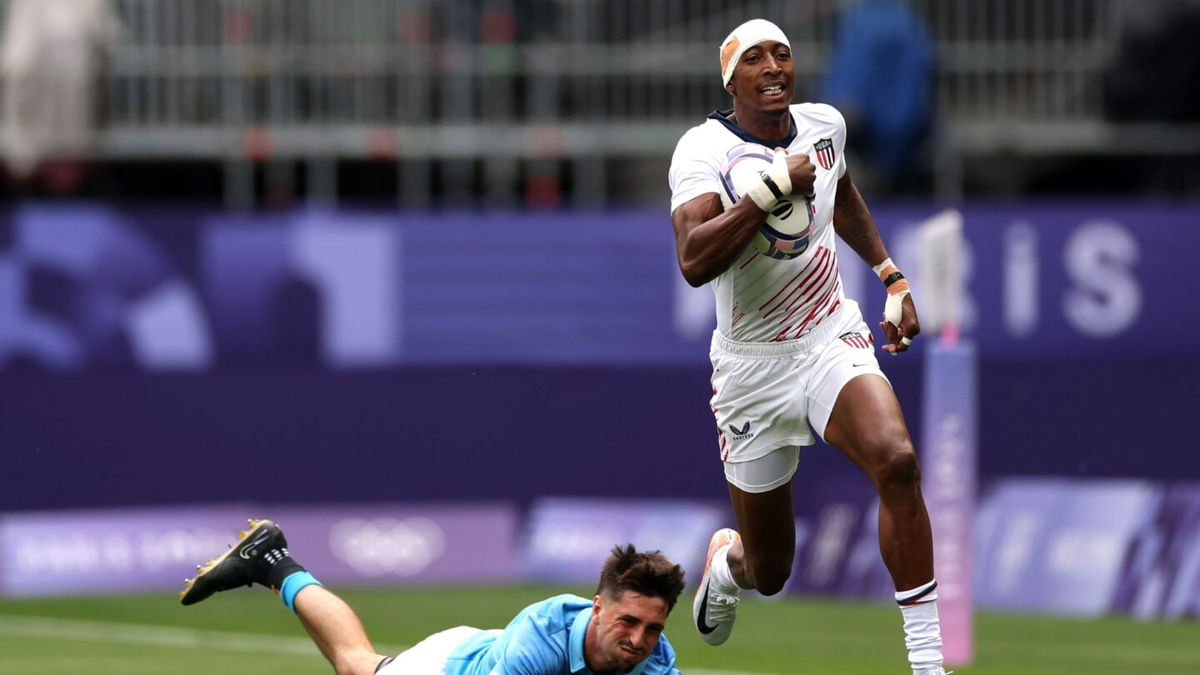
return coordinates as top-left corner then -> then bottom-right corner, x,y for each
884,288 -> 910,328
745,149 -> 793,211
874,258 -> 911,327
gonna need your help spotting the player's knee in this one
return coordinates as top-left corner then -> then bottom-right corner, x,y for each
871,444 -> 921,491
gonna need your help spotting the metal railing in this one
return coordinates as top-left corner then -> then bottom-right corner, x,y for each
3,0 -> 1191,204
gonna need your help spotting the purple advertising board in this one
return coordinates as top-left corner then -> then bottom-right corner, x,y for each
974,478 -> 1162,616
1111,483 -> 1200,620
0,504 -> 254,596
780,475 -> 1200,621
786,475 -> 892,599
0,502 -> 518,597
266,503 -> 519,585
8,481 -> 1200,621
1,202 -> 1194,511
0,202 -> 1191,370
523,497 -> 726,585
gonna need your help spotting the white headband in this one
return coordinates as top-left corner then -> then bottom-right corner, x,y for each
720,19 -> 791,87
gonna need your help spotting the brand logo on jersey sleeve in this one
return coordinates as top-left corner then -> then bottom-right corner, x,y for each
814,138 -> 836,170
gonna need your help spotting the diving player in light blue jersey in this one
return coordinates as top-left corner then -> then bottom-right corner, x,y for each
440,592 -> 678,675
182,519 -> 685,675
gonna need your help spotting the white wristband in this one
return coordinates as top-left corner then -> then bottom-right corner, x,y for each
872,258 -> 896,278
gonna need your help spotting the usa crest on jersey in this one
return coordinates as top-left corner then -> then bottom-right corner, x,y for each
814,137 -> 835,170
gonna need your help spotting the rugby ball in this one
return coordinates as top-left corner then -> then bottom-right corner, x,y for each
718,144 -> 815,260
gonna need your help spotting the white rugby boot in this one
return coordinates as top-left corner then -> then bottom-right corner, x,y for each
692,528 -> 742,646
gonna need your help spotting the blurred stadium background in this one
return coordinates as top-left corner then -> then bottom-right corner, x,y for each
0,0 -> 1197,673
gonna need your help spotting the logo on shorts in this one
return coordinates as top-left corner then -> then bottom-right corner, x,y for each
728,421 -> 752,440
839,331 -> 872,349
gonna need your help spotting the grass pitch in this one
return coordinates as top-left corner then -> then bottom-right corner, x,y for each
1,585 -> 1197,674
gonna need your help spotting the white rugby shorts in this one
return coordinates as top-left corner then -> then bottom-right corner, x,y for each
376,626 -> 491,675
708,300 -> 888,478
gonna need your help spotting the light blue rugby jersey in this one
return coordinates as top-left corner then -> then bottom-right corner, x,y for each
444,593 -> 679,675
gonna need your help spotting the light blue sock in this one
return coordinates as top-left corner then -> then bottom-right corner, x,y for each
279,571 -> 322,612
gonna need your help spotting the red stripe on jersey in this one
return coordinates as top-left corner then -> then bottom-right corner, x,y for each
793,249 -> 837,300
784,249 -> 835,314
773,270 -> 838,340
778,278 -> 841,340
776,255 -> 836,325
715,420 -> 729,459
758,247 -> 827,314
762,248 -> 831,319
803,280 -> 842,328
779,255 -> 834,321
793,282 -> 842,337
828,298 -> 842,319
739,252 -> 760,270
712,385 -> 729,460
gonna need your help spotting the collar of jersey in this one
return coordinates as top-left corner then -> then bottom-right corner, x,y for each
569,604 -> 650,675
708,108 -> 797,149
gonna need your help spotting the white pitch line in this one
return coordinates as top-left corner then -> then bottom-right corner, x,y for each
0,614 -> 774,675
0,614 -> 336,655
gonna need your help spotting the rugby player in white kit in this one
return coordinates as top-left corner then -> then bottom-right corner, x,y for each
668,19 -> 948,675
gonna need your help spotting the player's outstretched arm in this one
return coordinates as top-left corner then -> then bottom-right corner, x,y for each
832,171 -> 921,354
672,193 -> 769,287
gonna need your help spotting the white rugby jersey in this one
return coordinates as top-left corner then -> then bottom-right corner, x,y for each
669,103 -> 850,343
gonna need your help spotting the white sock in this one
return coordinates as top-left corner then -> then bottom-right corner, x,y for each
895,579 -> 943,671
708,544 -> 740,594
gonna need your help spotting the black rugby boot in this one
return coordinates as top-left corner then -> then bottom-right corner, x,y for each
180,519 -> 287,606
